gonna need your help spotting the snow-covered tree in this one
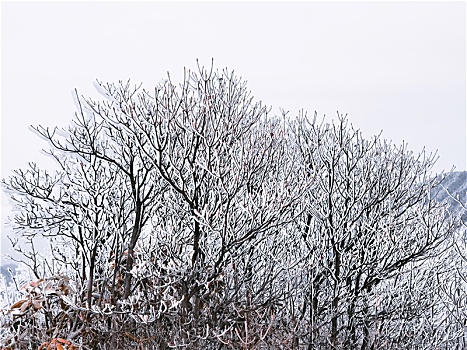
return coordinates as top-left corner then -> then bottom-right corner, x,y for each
1,63 -> 464,349
290,115 -> 459,349
1,64 -> 306,348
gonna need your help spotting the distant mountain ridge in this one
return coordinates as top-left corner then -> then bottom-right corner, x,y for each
435,171 -> 467,219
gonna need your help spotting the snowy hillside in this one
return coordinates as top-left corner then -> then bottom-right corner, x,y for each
436,171 -> 467,219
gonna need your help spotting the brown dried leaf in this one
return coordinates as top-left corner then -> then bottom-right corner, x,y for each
19,300 -> 31,313
9,299 -> 28,310
56,338 -> 70,345
32,298 -> 44,310
23,279 -> 44,289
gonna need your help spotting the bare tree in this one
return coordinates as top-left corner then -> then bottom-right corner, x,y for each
2,80 -> 165,347
1,64 -> 463,349
290,114 -> 458,349
1,64 -> 306,348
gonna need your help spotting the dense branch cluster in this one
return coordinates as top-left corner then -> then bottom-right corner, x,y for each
0,65 -> 465,349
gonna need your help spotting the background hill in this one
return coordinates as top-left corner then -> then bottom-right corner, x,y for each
435,171 -> 467,220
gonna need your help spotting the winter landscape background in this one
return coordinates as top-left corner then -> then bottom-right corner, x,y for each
1,2 -> 465,348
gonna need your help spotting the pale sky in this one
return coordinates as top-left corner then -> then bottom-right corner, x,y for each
1,1 -> 466,261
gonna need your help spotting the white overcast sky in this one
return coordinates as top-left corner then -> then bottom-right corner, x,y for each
1,1 -> 466,260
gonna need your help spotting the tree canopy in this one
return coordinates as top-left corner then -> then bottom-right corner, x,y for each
1,64 -> 465,349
